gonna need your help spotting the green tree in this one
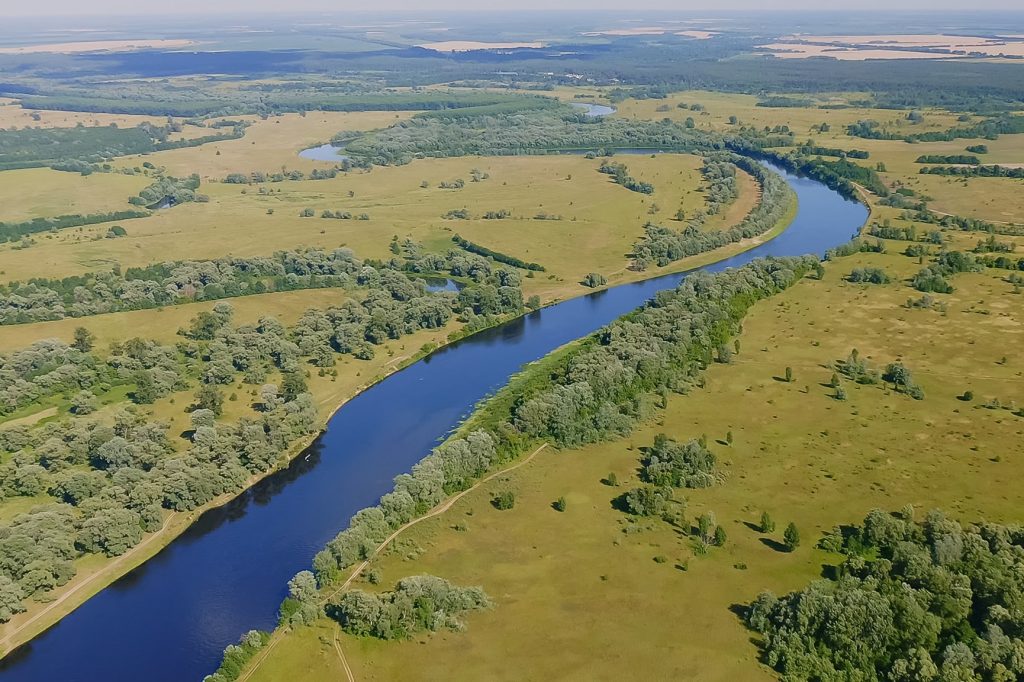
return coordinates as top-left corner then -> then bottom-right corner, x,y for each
281,372 -> 308,401
760,511 -> 775,533
783,522 -> 800,552
553,497 -> 566,512
784,367 -> 793,383
72,326 -> 95,352
132,370 -> 158,404
492,491 -> 516,510
70,390 -> 99,415
714,524 -> 727,547
195,384 -> 224,417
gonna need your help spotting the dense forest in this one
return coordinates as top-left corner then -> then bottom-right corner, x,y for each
341,106 -> 716,164
747,509 -> 1024,680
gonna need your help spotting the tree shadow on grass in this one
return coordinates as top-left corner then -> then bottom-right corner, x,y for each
760,537 -> 790,552
742,521 -> 762,533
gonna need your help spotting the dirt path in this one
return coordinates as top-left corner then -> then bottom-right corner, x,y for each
239,442 -> 549,682
0,407 -> 58,430
0,512 -> 177,654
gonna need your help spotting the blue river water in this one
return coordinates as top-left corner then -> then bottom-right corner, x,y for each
0,163 -> 866,681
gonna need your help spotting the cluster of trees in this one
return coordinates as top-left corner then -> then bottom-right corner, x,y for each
747,508 -> 1024,681
0,339 -> 116,416
756,96 -> 815,108
597,161 -> 655,194
203,630 -> 270,682
341,107 -> 714,165
320,210 -> 369,221
966,144 -> 989,154
912,250 -> 983,294
640,434 -> 717,489
0,209 -> 149,244
920,164 -> 1024,179
328,575 -> 490,640
451,235 -> 545,272
0,121 -> 244,171
847,114 -> 1024,143
632,156 -> 794,270
129,174 -> 203,208
223,167 -> 339,184
797,144 -> 869,160
0,387 -> 320,620
847,267 -> 891,284
915,154 -> 981,165
699,157 -> 738,215
835,350 -> 924,400
0,247 -> 366,324
867,222 -> 940,243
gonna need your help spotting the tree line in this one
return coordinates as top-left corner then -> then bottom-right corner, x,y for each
451,235 -> 546,272
631,155 -> 794,270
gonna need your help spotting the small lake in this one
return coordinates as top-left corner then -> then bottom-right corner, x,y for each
298,143 -> 348,162
0,161 -> 867,682
423,277 -> 461,293
571,102 -> 616,117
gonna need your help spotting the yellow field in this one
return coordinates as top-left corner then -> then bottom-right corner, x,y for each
111,111 -> 414,178
0,97 -> 180,131
252,244 -> 1024,682
0,288 -> 351,353
0,154 -> 735,299
612,89 -> 969,137
0,168 -> 150,223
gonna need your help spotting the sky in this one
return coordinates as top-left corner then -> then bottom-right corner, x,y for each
8,0 -> 1023,16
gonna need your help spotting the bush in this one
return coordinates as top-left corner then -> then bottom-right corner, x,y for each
492,491 -> 516,510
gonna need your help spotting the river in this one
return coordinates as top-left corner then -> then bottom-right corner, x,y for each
0,163 -> 867,681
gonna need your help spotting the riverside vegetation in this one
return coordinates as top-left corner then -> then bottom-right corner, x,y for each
1,24 -> 1024,680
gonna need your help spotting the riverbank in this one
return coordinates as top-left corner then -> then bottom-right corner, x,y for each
0,160 -> 868,681
0,184 -> 796,660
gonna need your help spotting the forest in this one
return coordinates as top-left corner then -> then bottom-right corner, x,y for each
747,509 -> 1024,680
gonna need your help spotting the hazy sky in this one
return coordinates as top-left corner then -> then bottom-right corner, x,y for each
9,0 -> 1023,16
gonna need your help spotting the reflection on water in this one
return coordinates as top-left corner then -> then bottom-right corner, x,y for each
297,143 -> 348,162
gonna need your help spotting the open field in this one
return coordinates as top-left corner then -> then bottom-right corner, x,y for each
612,89 -> 970,137
0,154 -> 744,303
0,288 -> 351,353
252,243 -> 1023,682
416,41 -> 548,52
582,27 -> 717,38
111,111 -> 416,177
0,98 -> 183,131
0,39 -> 197,54
759,34 -> 1024,60
0,168 -> 150,223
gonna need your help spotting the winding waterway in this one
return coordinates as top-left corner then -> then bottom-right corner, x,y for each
0,163 -> 867,681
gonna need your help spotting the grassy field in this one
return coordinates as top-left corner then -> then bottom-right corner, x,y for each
251,242 -> 1023,682
0,97 -> 178,130
0,287 -> 352,353
0,153 -> 740,301
112,111 -> 415,178
611,89 -> 970,138
0,167 -> 150,223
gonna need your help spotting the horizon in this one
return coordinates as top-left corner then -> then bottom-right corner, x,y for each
8,2 -> 1024,17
